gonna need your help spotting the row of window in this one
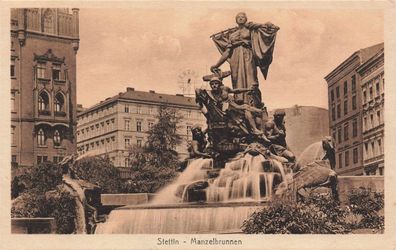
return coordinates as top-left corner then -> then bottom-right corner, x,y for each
77,119 -> 116,140
330,75 -> 356,102
78,104 -> 116,123
11,155 -> 64,165
77,136 -> 116,154
37,128 -> 62,147
337,147 -> 359,169
332,119 -> 358,144
35,62 -> 64,81
364,138 -> 383,160
330,95 -> 357,121
362,76 -> 384,104
124,138 -> 143,148
37,91 -> 66,113
363,109 -> 383,132
124,119 -> 154,132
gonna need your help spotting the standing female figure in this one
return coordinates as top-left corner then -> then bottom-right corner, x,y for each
211,12 -> 279,103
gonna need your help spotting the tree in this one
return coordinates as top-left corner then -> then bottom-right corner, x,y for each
123,105 -> 183,193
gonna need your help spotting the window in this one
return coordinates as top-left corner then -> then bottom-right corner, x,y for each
54,93 -> 64,112
370,114 -> 374,128
10,64 -> 15,78
124,105 -> 129,113
337,104 -> 341,118
52,64 -> 61,81
351,75 -> 356,93
364,117 -> 367,131
11,155 -> 17,163
36,62 -> 46,79
353,148 -> 358,164
137,105 -> 142,114
125,158 -> 130,167
352,95 -> 357,110
148,122 -> 154,130
343,99 -> 348,115
344,123 -> 349,141
37,129 -> 46,146
330,90 -> 334,102
137,139 -> 142,147
125,120 -> 130,131
53,130 -> 61,146
345,151 -> 349,167
371,142 -> 375,157
332,131 -> 336,143
336,86 -> 340,98
378,139 -> 382,154
337,127 -> 342,143
352,119 -> 358,137
53,156 -> 63,164
187,125 -> 192,140
331,106 -> 336,121
37,155 -> 48,164
377,111 -> 381,124
136,121 -> 142,132
42,9 -> 55,34
124,138 -> 130,148
376,82 -> 380,96
338,153 -> 342,169
379,168 -> 383,176
343,81 -> 347,95
38,92 -> 49,111
11,126 -> 16,145
187,110 -> 191,118
364,143 -> 369,158
11,92 -> 16,112
369,86 -> 373,100
363,90 -> 367,103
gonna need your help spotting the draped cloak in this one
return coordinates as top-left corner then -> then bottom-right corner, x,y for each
211,22 -> 278,103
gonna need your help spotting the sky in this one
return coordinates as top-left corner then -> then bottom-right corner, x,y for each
76,7 -> 383,110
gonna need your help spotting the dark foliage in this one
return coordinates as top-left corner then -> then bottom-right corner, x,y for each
73,156 -> 122,193
242,189 -> 384,234
347,188 -> 384,230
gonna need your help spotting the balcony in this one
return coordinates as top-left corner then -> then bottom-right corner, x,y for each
55,111 -> 67,117
38,110 -> 51,116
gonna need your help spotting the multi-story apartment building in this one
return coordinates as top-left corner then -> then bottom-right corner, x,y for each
324,43 -> 383,176
11,8 -> 79,168
357,48 -> 384,175
76,88 -> 206,172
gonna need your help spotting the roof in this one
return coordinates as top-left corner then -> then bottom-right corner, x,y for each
324,43 -> 384,81
356,48 -> 384,75
79,88 -> 199,116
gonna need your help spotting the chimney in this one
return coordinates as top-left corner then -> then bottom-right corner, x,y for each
126,87 -> 135,92
149,90 -> 155,93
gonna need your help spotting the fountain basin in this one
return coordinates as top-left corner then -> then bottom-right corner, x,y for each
95,201 -> 267,234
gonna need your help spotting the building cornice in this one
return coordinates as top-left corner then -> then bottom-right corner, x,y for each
357,49 -> 384,75
324,52 -> 359,83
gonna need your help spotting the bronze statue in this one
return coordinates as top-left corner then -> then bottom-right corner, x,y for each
210,12 -> 279,103
188,125 -> 211,158
264,110 -> 295,162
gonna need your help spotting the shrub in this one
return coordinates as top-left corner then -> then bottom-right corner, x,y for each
73,156 -> 122,193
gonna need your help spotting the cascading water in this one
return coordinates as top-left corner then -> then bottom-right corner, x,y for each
96,154 -> 291,234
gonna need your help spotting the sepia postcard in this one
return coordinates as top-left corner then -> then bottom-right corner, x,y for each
0,1 -> 395,250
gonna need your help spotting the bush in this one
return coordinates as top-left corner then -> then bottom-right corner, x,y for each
73,156 -> 122,193
242,194 -> 350,234
347,188 -> 384,230
242,189 -> 384,234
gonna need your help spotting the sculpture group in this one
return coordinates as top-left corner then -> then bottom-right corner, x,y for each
186,12 -> 338,201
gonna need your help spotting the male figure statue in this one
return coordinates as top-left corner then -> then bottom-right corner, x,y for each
264,110 -> 295,162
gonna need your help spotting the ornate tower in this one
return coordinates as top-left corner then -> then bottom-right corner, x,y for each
11,8 -> 79,168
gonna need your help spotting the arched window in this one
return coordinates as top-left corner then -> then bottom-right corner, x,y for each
38,91 -> 49,111
53,130 -> 61,146
37,129 -> 46,146
54,93 -> 65,112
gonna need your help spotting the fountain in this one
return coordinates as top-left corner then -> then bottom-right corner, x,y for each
95,13 -> 337,234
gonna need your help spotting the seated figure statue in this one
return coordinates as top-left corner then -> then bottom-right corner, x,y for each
264,110 -> 296,162
188,125 -> 211,158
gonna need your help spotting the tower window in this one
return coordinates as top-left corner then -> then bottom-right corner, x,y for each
36,63 -> 46,79
53,130 -> 61,146
38,92 -> 49,111
54,93 -> 65,112
52,65 -> 61,81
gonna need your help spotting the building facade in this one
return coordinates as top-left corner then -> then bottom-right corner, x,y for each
357,49 -> 384,175
11,8 -> 80,168
324,43 -> 383,176
76,88 -> 206,174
